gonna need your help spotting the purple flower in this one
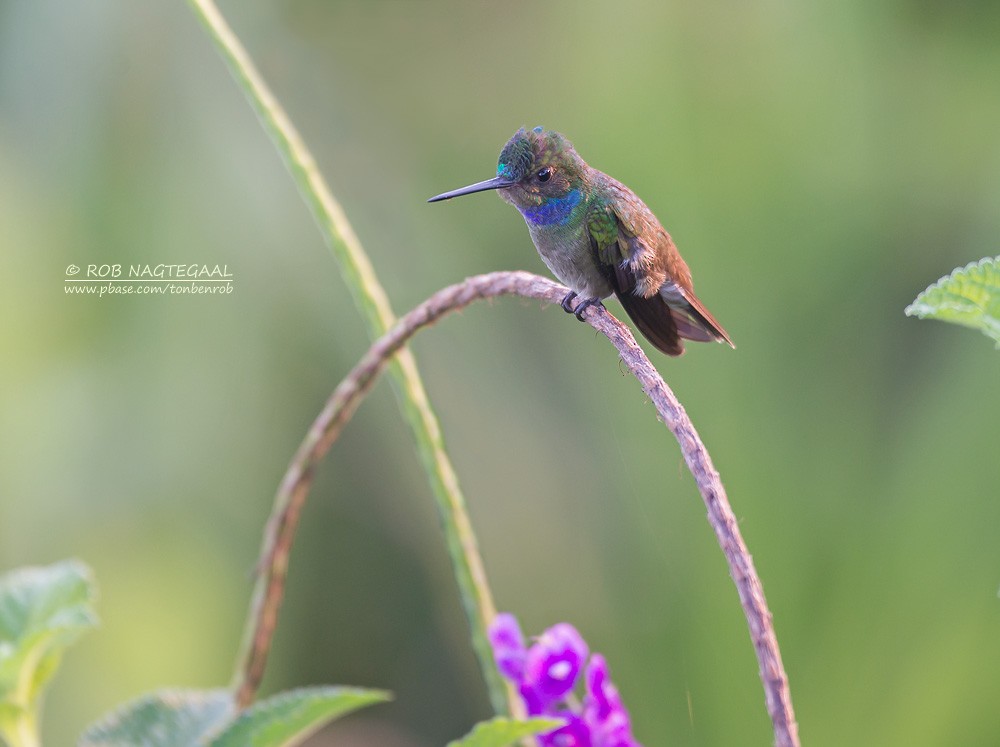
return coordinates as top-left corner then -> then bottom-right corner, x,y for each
488,614 -> 643,747
489,613 -> 527,681
584,654 -> 622,722
584,655 -> 639,747
538,713 -> 592,747
520,623 -> 589,713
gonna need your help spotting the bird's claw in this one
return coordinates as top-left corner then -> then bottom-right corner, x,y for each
572,297 -> 603,321
560,291 -> 578,314
559,291 -> 603,321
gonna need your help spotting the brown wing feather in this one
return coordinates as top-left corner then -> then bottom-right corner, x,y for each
610,262 -> 685,356
611,203 -> 734,350
612,263 -> 735,354
589,182 -> 734,354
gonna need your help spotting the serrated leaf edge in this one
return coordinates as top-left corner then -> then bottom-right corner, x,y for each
905,255 -> 1000,318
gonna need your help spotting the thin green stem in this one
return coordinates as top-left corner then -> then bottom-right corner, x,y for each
185,0 -> 510,714
2,709 -> 39,747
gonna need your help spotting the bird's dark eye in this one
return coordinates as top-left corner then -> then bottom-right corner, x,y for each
536,167 -> 552,182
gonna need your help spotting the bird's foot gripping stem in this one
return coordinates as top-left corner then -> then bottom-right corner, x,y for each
560,291 -> 603,321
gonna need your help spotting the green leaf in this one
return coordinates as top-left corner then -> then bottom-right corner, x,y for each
79,689 -> 235,747
445,717 -> 566,747
0,560 -> 98,747
78,686 -> 388,747
905,256 -> 1000,346
210,686 -> 390,747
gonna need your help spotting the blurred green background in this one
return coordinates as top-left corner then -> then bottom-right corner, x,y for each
2,1 -> 999,745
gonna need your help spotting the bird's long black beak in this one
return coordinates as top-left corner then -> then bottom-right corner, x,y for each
427,175 -> 514,202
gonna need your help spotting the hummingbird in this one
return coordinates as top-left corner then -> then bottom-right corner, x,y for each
428,126 -> 734,356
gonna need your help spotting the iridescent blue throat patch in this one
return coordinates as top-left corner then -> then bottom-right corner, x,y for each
521,189 -> 583,226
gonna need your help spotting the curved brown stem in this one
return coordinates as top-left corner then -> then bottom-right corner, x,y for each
233,271 -> 799,747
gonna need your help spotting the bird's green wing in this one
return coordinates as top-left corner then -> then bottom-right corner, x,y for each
585,201 -> 626,269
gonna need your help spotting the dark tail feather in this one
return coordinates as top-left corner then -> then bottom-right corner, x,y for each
608,259 -> 733,355
614,290 -> 685,356
679,291 -> 735,349
614,290 -> 735,356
